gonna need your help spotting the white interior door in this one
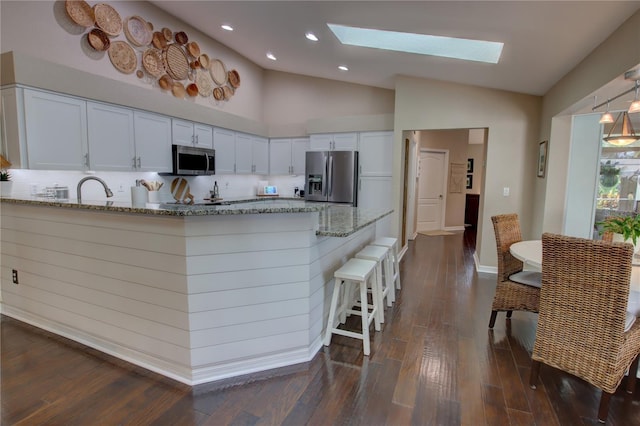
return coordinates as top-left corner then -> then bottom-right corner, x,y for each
417,151 -> 446,231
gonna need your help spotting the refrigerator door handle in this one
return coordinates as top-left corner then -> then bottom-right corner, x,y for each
322,154 -> 328,196
328,154 -> 334,197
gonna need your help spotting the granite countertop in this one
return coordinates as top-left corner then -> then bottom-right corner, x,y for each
0,195 -> 392,237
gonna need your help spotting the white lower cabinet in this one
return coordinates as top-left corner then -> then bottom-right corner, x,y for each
23,89 -> 88,170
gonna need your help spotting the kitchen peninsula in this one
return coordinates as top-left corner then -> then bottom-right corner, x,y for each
0,196 -> 391,385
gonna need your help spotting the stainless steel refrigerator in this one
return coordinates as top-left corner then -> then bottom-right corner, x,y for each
305,151 -> 359,205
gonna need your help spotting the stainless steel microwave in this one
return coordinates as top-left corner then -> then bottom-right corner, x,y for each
172,145 -> 215,175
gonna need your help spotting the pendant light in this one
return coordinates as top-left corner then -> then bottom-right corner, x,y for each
599,101 -> 614,124
603,111 -> 640,146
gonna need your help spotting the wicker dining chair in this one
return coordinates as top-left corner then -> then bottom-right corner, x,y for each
488,214 -> 541,328
530,233 -> 640,423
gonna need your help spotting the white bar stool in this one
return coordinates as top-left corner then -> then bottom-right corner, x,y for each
356,245 -> 395,323
371,237 -> 402,290
324,258 -> 381,356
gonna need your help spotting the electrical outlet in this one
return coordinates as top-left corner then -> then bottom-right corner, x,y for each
12,269 -> 19,284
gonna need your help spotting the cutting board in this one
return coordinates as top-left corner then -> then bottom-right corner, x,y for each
170,177 -> 194,204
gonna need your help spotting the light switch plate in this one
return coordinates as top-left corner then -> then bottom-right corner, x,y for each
503,187 -> 510,196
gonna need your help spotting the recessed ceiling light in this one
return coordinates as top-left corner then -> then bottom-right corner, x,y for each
327,23 -> 503,64
338,65 -> 349,71
221,24 -> 233,31
305,32 -> 318,42
266,52 -> 277,61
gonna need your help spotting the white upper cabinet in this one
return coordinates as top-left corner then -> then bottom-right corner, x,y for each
309,132 -> 358,151
23,89 -> 88,170
252,136 -> 269,175
172,119 -> 213,149
291,138 -> 309,175
213,127 -> 236,174
87,102 -> 135,171
359,131 -> 393,177
234,132 -> 253,174
133,111 -> 172,172
269,139 -> 293,175
269,138 -> 309,175
87,103 -> 172,172
194,123 -> 214,149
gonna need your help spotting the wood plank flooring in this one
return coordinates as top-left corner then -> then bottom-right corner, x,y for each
2,230 -> 639,425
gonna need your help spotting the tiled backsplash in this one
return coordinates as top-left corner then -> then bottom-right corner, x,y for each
8,170 -> 305,202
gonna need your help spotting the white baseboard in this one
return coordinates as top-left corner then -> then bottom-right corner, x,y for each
474,253 -> 497,274
1,304 -> 324,387
444,225 -> 466,231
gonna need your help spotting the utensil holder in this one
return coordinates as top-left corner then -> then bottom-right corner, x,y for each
131,186 -> 147,207
147,190 -> 160,203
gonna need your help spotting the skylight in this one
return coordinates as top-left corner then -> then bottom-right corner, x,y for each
327,23 -> 503,64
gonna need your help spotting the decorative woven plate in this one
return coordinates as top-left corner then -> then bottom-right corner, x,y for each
164,44 -> 189,80
195,69 -> 213,97
87,28 -> 110,51
228,69 -> 240,88
198,54 -> 211,70
172,82 -> 186,99
162,27 -> 173,42
108,41 -> 137,74
174,31 -> 188,45
223,85 -> 233,100
142,48 -> 165,78
158,74 -> 173,90
65,0 -> 94,27
152,31 -> 167,49
209,59 -> 227,85
94,3 -> 122,36
212,87 -> 224,101
124,16 -> 153,47
186,42 -> 200,58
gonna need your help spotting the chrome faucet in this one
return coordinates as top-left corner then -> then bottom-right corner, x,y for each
77,176 -> 114,202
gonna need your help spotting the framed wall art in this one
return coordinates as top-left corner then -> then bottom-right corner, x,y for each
537,140 -> 548,178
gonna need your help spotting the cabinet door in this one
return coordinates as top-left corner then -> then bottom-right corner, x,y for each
291,138 -> 309,175
194,123 -> 213,149
358,176 -> 393,210
213,127 -> 236,174
234,132 -> 253,174
252,136 -> 269,175
309,134 -> 332,151
359,131 -> 393,176
87,102 -> 135,171
134,111 -> 172,172
332,132 -> 358,151
269,138 -> 292,175
1,87 -> 27,168
23,89 -> 88,170
172,119 -> 194,146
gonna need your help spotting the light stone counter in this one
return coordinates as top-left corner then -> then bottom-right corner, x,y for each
0,196 -> 391,237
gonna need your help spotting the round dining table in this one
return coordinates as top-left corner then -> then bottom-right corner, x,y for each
510,239 -> 640,316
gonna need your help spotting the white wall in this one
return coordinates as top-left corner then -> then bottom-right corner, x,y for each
394,76 -> 542,268
537,10 -> 640,237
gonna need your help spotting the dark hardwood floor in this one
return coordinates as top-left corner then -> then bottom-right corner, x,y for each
2,230 -> 639,425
